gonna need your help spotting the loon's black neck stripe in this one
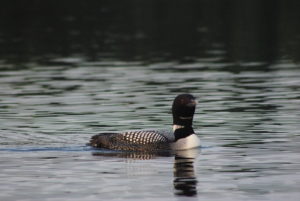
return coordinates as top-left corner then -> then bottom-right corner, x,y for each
174,127 -> 194,142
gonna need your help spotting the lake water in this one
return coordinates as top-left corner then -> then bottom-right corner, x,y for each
0,58 -> 299,201
1,1 -> 300,200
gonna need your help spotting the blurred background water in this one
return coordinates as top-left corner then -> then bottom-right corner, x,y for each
0,0 -> 300,201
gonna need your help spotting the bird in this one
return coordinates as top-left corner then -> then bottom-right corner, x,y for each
89,94 -> 200,152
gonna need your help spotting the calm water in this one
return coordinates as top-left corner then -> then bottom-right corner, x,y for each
0,58 -> 300,201
1,1 -> 300,200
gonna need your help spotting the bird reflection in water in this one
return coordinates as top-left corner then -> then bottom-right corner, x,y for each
92,148 -> 199,197
92,150 -> 173,160
173,149 -> 199,197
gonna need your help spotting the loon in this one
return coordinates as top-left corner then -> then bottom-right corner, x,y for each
89,94 -> 200,151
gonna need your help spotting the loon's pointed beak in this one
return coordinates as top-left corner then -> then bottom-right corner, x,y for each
186,99 -> 197,107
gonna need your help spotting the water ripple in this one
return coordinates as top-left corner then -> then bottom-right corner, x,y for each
0,59 -> 300,201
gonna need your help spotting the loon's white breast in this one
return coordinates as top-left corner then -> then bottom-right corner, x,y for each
171,134 -> 201,150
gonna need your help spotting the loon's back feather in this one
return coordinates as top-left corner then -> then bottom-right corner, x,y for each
90,130 -> 174,151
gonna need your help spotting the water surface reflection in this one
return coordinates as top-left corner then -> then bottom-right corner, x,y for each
1,1 -> 300,63
173,149 -> 199,197
92,148 -> 200,197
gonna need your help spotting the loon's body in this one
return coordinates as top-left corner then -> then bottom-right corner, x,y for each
89,94 -> 200,151
90,130 -> 173,151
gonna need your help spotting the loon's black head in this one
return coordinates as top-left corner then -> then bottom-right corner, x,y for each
172,94 -> 196,127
